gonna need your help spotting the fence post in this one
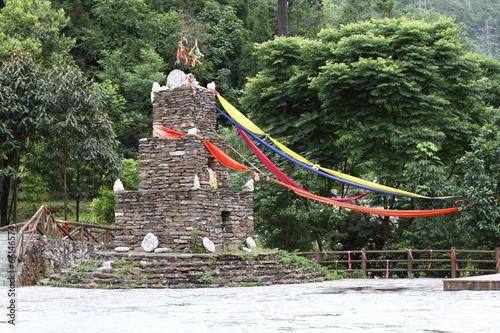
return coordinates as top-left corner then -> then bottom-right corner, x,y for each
361,248 -> 367,278
315,248 -> 320,264
407,248 -> 413,278
496,247 -> 500,274
451,247 -> 457,278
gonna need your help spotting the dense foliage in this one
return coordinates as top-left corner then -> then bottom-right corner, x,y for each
0,0 -> 498,251
240,17 -> 499,250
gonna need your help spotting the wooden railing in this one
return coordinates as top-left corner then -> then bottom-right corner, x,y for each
298,248 -> 500,278
0,205 -> 122,259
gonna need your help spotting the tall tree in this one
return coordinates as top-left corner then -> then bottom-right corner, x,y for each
455,107 -> 500,249
35,61 -> 120,220
241,17 -> 490,247
0,50 -> 42,226
0,0 -> 73,226
0,0 -> 120,225
0,0 -> 74,62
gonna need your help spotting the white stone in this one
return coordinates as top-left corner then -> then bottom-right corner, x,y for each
243,179 -> 254,192
202,237 -> 216,253
207,82 -> 216,92
141,233 -> 159,252
151,82 -> 161,92
242,247 -> 252,252
166,69 -> 187,88
187,127 -> 198,136
154,248 -> 171,253
114,247 -> 129,252
245,237 -> 257,249
170,151 -> 186,156
193,175 -> 200,189
113,179 -> 124,192
102,261 -> 112,269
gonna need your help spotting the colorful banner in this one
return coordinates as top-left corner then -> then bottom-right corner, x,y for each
215,93 -> 454,200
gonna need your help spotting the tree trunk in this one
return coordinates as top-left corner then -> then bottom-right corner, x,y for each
382,215 -> 390,244
63,167 -> 68,220
0,151 -> 18,227
76,164 -> 80,222
9,176 -> 18,224
277,0 -> 289,37
0,174 -> 11,227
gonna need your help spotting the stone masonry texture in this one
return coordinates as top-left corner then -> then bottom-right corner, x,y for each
113,85 -> 254,251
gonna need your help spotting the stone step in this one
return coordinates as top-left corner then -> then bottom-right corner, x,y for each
48,265 -> 327,289
45,250 -> 329,289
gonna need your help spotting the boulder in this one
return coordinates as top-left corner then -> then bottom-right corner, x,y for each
202,237 -> 216,253
141,233 -> 159,252
245,237 -> 257,249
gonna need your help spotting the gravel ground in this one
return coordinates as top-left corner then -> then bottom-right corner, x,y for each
1,278 -> 499,333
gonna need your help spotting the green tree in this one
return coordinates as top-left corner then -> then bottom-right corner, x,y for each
34,60 -> 120,220
241,17 -> 490,246
0,50 -> 42,226
50,0 -> 180,157
97,48 -> 166,157
91,158 -> 138,224
333,0 -> 400,26
0,50 -> 120,225
0,0 -> 78,225
0,0 -> 74,62
455,108 -> 500,249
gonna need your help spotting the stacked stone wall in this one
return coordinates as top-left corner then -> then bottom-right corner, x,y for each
114,85 -> 254,251
18,238 -> 102,286
43,251 -> 327,289
152,86 -> 217,139
114,189 -> 253,251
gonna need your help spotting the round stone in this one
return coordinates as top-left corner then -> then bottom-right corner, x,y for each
166,70 -> 187,88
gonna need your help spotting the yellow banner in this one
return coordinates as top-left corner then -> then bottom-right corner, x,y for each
217,95 -> 266,136
216,91 -> 455,200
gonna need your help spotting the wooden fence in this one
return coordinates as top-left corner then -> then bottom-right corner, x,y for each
298,248 -> 500,279
0,205 -> 121,259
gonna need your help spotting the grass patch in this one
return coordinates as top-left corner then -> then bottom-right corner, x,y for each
115,260 -> 134,269
196,271 -> 214,285
276,250 -> 338,279
75,259 -> 104,273
124,283 -> 137,289
114,260 -> 134,275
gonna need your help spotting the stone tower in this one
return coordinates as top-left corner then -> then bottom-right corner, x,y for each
113,73 -> 254,251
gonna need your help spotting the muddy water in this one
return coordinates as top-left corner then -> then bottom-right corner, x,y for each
1,278 -> 498,332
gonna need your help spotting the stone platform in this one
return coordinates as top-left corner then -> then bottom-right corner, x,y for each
443,273 -> 500,291
40,251 -> 328,289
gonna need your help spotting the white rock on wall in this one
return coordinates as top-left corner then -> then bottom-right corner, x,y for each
246,237 -> 257,249
202,237 -> 216,253
141,233 -> 159,252
113,179 -> 124,192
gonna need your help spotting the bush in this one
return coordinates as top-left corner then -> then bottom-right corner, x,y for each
90,158 -> 138,224
91,187 -> 115,224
